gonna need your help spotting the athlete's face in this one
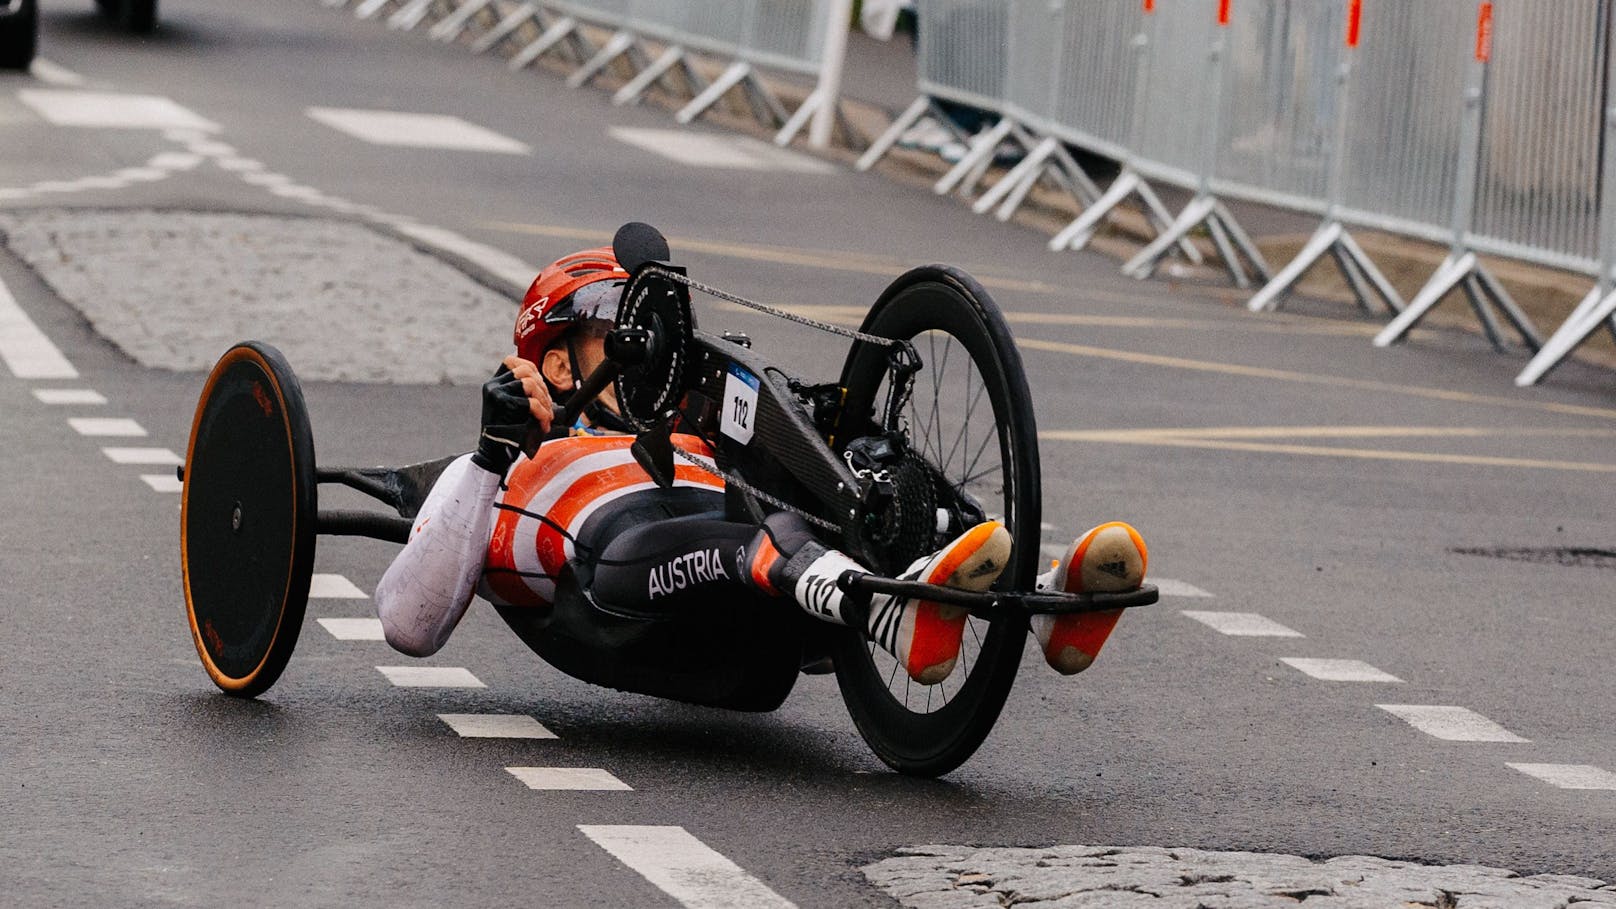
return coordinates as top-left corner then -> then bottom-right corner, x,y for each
539,321 -> 620,415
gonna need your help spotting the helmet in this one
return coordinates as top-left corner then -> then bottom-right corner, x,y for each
513,246 -> 629,362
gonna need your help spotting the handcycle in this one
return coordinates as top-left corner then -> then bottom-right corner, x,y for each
178,223 -> 1157,777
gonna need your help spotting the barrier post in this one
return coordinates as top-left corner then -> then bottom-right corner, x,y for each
1516,2 -> 1616,384
1248,0 -> 1403,314
1049,1 -> 1201,263
1122,0 -> 1271,288
805,0 -> 853,148
1374,1 -> 1542,351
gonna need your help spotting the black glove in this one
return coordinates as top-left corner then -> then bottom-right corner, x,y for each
472,366 -> 535,474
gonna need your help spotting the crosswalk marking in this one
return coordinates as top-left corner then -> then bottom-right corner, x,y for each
33,389 -> 105,405
1279,658 -> 1402,683
1181,610 -> 1303,637
580,825 -> 797,909
1507,763 -> 1616,790
102,447 -> 182,465
440,713 -> 557,739
18,89 -> 218,131
1154,578 -> 1214,598
308,574 -> 368,599
29,58 -> 87,87
140,474 -> 182,493
1377,705 -> 1529,743
376,666 -> 485,688
0,276 -> 77,379
307,107 -> 530,154
317,617 -> 386,640
609,126 -> 836,174
507,767 -> 630,790
68,417 -> 145,437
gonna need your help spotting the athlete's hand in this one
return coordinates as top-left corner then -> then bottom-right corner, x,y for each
472,356 -> 554,474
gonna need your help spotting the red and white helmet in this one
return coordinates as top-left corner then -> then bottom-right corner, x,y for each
513,246 -> 629,362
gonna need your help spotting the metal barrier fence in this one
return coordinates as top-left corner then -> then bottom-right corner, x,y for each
864,0 -> 1616,384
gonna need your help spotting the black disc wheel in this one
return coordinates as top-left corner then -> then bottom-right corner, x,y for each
831,265 -> 1041,777
181,342 -> 316,698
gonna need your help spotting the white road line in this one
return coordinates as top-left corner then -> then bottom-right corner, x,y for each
1181,610 -> 1303,637
385,221 -> 537,291
0,277 -> 78,379
308,573 -> 368,598
316,617 -> 386,640
1377,705 -> 1529,743
376,666 -> 485,688
17,90 -> 218,131
579,825 -> 797,909
1153,578 -> 1214,598
508,767 -> 630,790
30,58 -> 87,87
68,417 -> 146,437
140,474 -> 182,493
610,127 -> 835,175
440,713 -> 557,739
33,389 -> 105,405
102,446 -> 182,465
1507,763 -> 1616,790
1279,658 -> 1402,683
147,151 -> 205,171
307,107 -> 531,154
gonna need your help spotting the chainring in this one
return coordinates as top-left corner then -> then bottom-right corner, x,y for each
613,267 -> 695,429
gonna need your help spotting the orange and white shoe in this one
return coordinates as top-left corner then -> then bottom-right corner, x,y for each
867,521 -> 1012,685
1030,521 -> 1147,675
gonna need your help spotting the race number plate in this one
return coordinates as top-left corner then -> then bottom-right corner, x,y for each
721,364 -> 759,444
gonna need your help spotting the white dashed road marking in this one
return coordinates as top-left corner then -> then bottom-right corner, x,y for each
508,767 -> 631,790
1377,705 -> 1529,743
18,89 -> 218,131
29,58 -> 87,87
68,417 -> 146,437
609,127 -> 836,175
307,107 -> 531,154
387,221 -> 537,291
102,447 -> 182,465
1507,763 -> 1616,790
1154,578 -> 1214,598
33,389 -> 106,405
440,714 -> 557,739
1279,658 -> 1402,683
1181,611 -> 1303,637
140,474 -> 182,493
316,617 -> 386,640
0,277 -> 78,379
377,666 -> 486,688
308,573 -> 369,598
580,825 -> 798,909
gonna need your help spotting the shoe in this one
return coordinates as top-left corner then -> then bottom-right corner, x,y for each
1030,522 -> 1147,675
868,521 -> 1012,685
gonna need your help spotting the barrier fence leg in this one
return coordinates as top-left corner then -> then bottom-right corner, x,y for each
1473,266 -> 1543,351
387,0 -> 438,30
1329,241 -> 1377,313
1124,195 -> 1217,280
353,0 -> 396,20
470,2 -> 540,54
1373,251 -> 1538,350
1338,231 -> 1405,314
858,97 -> 934,171
1373,253 -> 1470,346
1049,170 -> 1137,251
509,15 -> 582,70
428,0 -> 494,40
1206,215 -> 1252,289
1048,143 -> 1103,206
774,88 -> 824,146
973,136 -> 1057,215
1211,201 -> 1271,284
933,119 -> 1014,196
739,72 -> 790,129
1248,221 -> 1341,312
567,30 -> 640,89
1461,273 -> 1508,351
1516,286 -> 1616,385
614,45 -> 687,106
1248,222 -> 1400,315
677,61 -> 751,124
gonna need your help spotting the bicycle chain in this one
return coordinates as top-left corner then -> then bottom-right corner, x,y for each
670,445 -> 844,533
643,266 -> 905,349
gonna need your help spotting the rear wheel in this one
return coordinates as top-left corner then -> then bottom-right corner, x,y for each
0,0 -> 38,70
831,266 -> 1040,777
181,342 -> 316,698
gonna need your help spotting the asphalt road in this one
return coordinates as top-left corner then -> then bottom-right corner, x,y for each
5,2 -> 1616,906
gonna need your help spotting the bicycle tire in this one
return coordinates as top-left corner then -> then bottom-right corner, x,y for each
181,342 -> 316,698
830,265 -> 1040,777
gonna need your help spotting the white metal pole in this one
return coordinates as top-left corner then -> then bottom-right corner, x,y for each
810,0 -> 855,148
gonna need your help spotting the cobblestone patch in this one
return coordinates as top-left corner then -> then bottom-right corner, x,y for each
864,845 -> 1616,909
0,209 -> 516,384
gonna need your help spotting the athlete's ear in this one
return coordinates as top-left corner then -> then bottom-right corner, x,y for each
541,346 -> 573,391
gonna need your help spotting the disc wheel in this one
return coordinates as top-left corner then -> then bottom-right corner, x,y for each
181,342 -> 316,698
831,265 -> 1041,777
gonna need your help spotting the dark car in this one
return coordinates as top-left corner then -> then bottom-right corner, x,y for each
1,0 -> 158,71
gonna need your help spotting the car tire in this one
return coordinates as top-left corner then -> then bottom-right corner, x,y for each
96,0 -> 156,33
0,0 -> 39,71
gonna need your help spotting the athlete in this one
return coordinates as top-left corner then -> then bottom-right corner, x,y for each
374,247 -> 1149,683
